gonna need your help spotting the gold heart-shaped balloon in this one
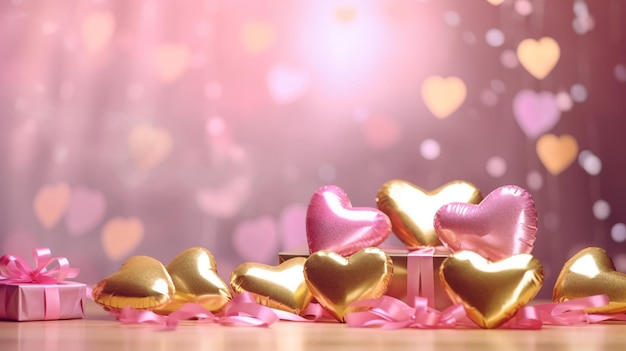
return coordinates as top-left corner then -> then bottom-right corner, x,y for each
304,248 -> 393,322
155,247 -> 232,314
439,251 -> 544,329
92,255 -> 175,310
553,247 -> 626,314
230,257 -> 312,314
376,180 -> 483,247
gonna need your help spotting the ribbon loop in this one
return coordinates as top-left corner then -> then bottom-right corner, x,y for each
345,295 -> 467,329
0,248 -> 79,284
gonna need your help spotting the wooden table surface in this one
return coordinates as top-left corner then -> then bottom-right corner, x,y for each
1,300 -> 626,351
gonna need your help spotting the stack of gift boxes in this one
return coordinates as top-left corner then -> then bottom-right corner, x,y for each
2,180 -> 625,328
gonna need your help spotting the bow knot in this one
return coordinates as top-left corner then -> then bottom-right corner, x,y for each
0,248 -> 79,284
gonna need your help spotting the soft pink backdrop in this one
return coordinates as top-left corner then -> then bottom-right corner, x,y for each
1,0 -> 625,299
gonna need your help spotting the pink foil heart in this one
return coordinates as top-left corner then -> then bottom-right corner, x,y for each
306,185 -> 392,257
434,185 -> 538,261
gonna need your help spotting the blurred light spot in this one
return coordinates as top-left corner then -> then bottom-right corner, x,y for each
41,21 -> 57,35
267,63 -> 310,105
614,64 -> 626,82
204,81 -> 222,99
206,117 -> 226,136
573,15 -> 594,35
486,156 -> 507,178
578,149 -> 602,175
352,106 -> 369,122
613,253 -> 626,272
155,44 -> 190,83
335,7 -> 357,23
570,84 -> 588,102
53,145 -> 69,164
34,82 -> 46,94
592,200 -> 611,220
127,83 -> 143,101
195,20 -> 212,38
241,21 -> 274,55
555,91 -> 573,111
514,0 -> 534,16
420,139 -> 440,160
462,31 -> 476,45
318,164 -> 336,182
611,223 -> 626,243
543,212 -> 560,231
573,0 -> 589,17
500,50 -> 519,68
443,11 -> 460,27
490,79 -> 505,94
526,170 -> 543,191
485,28 -> 505,47
480,89 -> 498,106
362,115 -> 400,150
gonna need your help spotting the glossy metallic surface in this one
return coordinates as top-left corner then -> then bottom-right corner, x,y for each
92,255 -> 174,310
230,257 -> 312,314
439,250 -> 544,329
303,248 -> 393,322
554,247 -> 626,314
156,247 -> 232,314
376,180 -> 482,247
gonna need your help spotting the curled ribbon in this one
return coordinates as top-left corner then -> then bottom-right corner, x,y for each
112,292 -> 332,330
346,293 -> 626,330
345,295 -> 467,329
0,248 -> 79,284
509,294 -> 626,327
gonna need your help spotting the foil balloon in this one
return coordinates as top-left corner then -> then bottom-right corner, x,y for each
230,257 -> 312,314
376,180 -> 482,247
155,247 -> 232,314
434,185 -> 537,261
306,185 -> 392,257
439,250 -> 544,329
303,247 -> 393,322
554,247 -> 626,314
92,256 -> 175,310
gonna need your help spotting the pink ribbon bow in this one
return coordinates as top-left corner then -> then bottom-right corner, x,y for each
345,295 -> 467,329
0,248 -> 79,284
0,248 -> 80,321
114,292 -> 281,330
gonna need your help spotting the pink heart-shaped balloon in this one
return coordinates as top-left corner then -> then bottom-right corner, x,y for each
434,185 -> 538,261
306,185 -> 391,257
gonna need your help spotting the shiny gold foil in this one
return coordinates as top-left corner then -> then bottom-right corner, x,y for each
376,180 -> 483,247
155,247 -> 232,314
230,257 -> 312,315
553,247 -> 626,314
92,255 -> 175,310
439,250 -> 544,329
303,247 -> 393,322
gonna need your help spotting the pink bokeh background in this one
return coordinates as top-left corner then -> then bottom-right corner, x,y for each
1,0 -> 625,298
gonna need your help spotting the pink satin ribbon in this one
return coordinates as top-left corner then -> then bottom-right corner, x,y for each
0,248 -> 78,320
0,248 -> 79,284
346,295 -> 466,329
407,247 -> 436,308
111,292 -> 329,330
345,293 -> 626,330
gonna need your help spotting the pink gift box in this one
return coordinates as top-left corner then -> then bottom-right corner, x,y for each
0,281 -> 85,321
